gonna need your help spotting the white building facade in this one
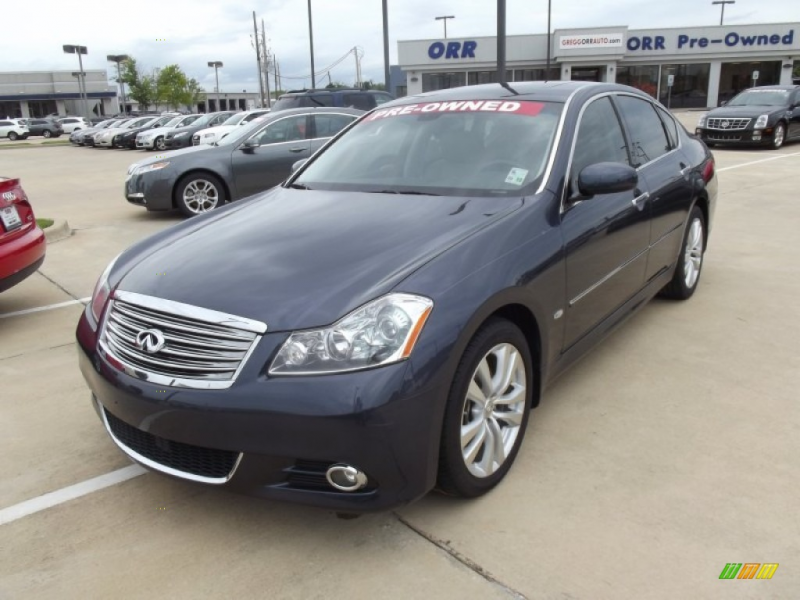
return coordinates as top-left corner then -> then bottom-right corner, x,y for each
0,70 -> 118,118
398,22 -> 800,108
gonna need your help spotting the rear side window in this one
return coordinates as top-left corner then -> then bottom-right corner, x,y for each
313,114 -> 356,138
0,121 -> 11,126
373,93 -> 394,105
570,97 -> 630,193
62,118 -> 77,124
655,106 -> 678,149
615,96 -> 671,167
343,94 -> 375,110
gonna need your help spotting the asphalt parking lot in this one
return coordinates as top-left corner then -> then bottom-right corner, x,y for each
1,115 -> 799,599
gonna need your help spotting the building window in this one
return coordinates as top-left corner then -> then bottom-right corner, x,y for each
422,72 -> 466,92
514,68 -> 559,81
27,100 -> 58,118
659,63 -> 710,109
616,65 -> 659,99
0,101 -> 22,119
467,71 -> 513,85
718,61 -> 781,105
794,60 -> 800,84
395,85 -> 407,98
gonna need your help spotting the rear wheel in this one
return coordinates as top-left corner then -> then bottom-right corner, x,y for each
8,132 -> 18,141
437,318 -> 533,498
175,173 -> 226,218
772,123 -> 786,150
660,206 -> 705,300
43,130 -> 52,138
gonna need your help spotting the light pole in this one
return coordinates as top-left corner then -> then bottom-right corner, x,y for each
63,44 -> 90,120
307,0 -> 316,88
382,0 -> 390,91
107,54 -> 129,115
545,0 -> 552,79
435,15 -> 455,39
712,0 -> 735,26
497,2 -> 506,84
207,61 -> 223,111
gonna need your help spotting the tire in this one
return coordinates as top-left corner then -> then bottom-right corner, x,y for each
660,206 -> 705,300
174,173 -> 226,218
8,132 -> 18,141
43,130 -> 52,138
437,318 -> 533,498
155,137 -> 166,151
772,123 -> 786,150
74,128 -> 81,132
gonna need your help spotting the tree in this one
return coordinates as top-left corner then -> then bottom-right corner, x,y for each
156,65 -> 190,111
119,58 -> 157,112
185,78 -> 204,111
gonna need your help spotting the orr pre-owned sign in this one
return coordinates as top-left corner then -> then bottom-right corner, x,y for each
627,27 -> 795,52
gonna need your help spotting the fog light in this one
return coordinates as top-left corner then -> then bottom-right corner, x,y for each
326,464 -> 368,492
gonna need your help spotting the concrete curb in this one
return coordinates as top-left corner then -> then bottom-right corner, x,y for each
44,219 -> 72,243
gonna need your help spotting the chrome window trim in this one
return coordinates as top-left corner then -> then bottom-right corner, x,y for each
98,399 -> 243,485
536,88 -> 581,196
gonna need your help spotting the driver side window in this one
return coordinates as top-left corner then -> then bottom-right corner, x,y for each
570,97 -> 630,195
256,116 -> 307,145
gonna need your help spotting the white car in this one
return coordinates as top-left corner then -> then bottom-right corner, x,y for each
0,119 -> 30,141
58,117 -> 91,133
95,116 -> 158,148
192,109 -> 270,145
136,114 -> 202,150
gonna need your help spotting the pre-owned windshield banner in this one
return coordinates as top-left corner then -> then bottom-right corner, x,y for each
366,100 -> 545,120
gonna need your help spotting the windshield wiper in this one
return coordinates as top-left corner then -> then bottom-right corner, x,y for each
288,183 -> 312,190
366,189 -> 441,196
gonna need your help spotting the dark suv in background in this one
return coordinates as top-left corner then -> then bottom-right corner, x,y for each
25,118 -> 63,138
272,88 -> 393,112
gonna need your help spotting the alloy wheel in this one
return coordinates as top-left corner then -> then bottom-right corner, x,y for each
183,179 -> 220,214
683,217 -> 703,289
460,343 -> 527,478
773,124 -> 785,149
156,137 -> 165,150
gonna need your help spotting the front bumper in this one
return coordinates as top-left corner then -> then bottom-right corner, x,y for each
696,126 -> 777,146
164,136 -> 192,149
124,170 -> 173,210
136,138 -> 155,149
76,310 -> 445,511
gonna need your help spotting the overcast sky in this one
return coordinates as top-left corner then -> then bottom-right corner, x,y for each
4,0 -> 799,92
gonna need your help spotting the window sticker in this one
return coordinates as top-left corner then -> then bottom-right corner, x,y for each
505,168 -> 529,186
366,100 -> 545,121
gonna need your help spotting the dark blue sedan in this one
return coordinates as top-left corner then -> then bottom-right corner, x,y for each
77,81 -> 717,511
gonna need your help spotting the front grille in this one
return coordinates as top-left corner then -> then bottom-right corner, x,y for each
706,117 -> 751,130
706,133 -> 743,141
105,409 -> 239,479
99,291 -> 266,389
284,460 -> 334,491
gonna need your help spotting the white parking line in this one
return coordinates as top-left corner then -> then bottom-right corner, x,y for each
717,151 -> 800,172
0,464 -> 146,526
0,297 -> 91,319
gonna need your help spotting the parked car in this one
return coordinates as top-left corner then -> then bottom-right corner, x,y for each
80,81 -> 717,511
136,114 -> 202,151
192,109 -> 271,146
25,118 -> 63,138
126,108 -> 361,216
70,119 -> 125,146
116,115 -> 176,150
0,119 -> 30,141
0,177 -> 45,292
163,111 -> 236,149
272,88 -> 394,112
696,85 -> 800,149
59,117 -> 91,134
95,117 -> 156,148
85,120 -> 131,147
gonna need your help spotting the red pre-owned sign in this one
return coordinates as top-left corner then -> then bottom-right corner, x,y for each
366,100 -> 545,120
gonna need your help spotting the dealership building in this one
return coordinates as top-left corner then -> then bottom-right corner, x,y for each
398,22 -> 800,108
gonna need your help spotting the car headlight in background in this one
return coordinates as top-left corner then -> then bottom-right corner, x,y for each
133,162 -> 170,175
754,114 -> 769,129
90,254 -> 121,324
697,115 -> 706,127
203,133 -> 215,138
270,293 -> 434,375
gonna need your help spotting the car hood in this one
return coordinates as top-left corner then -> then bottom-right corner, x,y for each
196,125 -> 235,138
116,187 -> 522,331
707,105 -> 786,118
167,124 -> 203,136
98,127 -> 128,136
138,126 -> 174,138
133,145 -> 214,169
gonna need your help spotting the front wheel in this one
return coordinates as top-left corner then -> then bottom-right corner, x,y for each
175,173 -> 226,217
660,206 -> 705,300
155,136 -> 166,151
8,132 -> 18,141
437,318 -> 533,498
772,123 -> 786,150
43,130 -> 52,138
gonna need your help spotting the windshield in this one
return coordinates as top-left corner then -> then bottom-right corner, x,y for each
294,100 -> 563,197
187,113 -> 215,128
222,112 -> 247,126
728,90 -> 791,107
162,117 -> 182,127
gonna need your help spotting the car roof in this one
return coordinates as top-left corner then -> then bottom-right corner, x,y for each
397,81 -> 627,106
744,85 -> 799,91
260,107 -> 364,119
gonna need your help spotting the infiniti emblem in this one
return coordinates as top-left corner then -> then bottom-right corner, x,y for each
135,328 -> 166,354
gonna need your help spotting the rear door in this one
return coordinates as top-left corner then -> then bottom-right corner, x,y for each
308,113 -> 358,152
614,95 -> 695,282
231,114 -> 312,198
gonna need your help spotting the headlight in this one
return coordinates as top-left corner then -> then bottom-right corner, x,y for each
175,131 -> 190,138
754,114 -> 769,129
90,254 -> 120,323
697,115 -> 706,127
133,162 -> 170,175
269,293 -> 434,375
203,133 -> 215,138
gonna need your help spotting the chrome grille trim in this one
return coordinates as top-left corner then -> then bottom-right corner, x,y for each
706,117 -> 751,131
99,291 -> 266,390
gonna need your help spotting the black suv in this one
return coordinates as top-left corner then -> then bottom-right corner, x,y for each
696,85 -> 800,149
272,88 -> 394,112
25,118 -> 63,138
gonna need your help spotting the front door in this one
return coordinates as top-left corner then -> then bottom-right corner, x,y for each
231,114 -> 311,198
561,95 -> 651,349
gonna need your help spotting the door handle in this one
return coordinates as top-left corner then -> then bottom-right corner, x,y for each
288,147 -> 305,153
680,165 -> 693,177
632,192 -> 650,210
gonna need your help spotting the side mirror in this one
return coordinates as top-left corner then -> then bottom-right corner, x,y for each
241,138 -> 260,152
720,100 -> 728,106
291,158 -> 308,173
577,162 -> 638,197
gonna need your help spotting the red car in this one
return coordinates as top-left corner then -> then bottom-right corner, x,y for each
0,177 -> 46,292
